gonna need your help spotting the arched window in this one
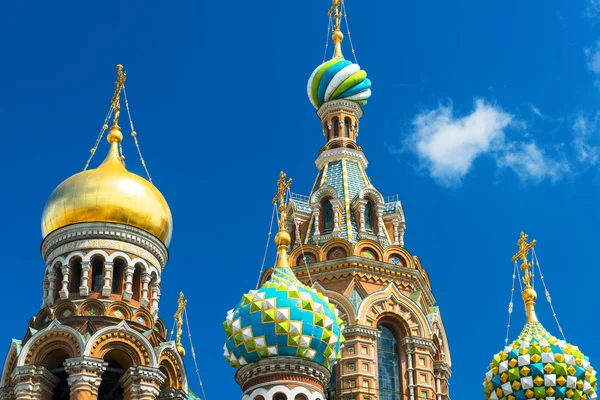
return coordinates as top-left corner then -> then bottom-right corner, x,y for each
132,265 -> 142,301
90,257 -> 104,293
322,200 -> 334,233
377,325 -> 402,400
344,117 -> 351,138
333,117 -> 340,138
112,259 -> 125,295
365,201 -> 373,231
53,264 -> 63,300
69,258 -> 82,295
273,394 -> 287,400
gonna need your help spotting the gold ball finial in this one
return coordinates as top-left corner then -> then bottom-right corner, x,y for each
107,125 -> 123,144
522,286 -> 537,303
332,29 -> 344,43
176,343 -> 186,357
274,231 -> 291,247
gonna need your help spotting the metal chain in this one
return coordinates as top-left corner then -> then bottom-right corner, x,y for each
183,308 -> 208,400
123,85 -> 152,182
255,204 -> 277,290
341,0 -> 359,63
169,319 -> 176,342
84,106 -> 114,170
287,188 -> 314,286
505,261 -> 518,345
322,15 -> 333,63
532,248 -> 567,341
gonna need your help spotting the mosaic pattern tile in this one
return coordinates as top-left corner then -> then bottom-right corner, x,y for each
484,321 -> 597,400
223,261 -> 345,370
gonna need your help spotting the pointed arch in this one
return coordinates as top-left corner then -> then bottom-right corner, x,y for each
17,320 -> 84,366
357,283 -> 432,338
1,340 -> 21,387
84,321 -> 158,368
156,342 -> 188,391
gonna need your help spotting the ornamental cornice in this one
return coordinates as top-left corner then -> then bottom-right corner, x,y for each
235,357 -> 331,390
63,356 -> 108,375
342,325 -> 381,339
433,362 -> 452,379
292,257 -> 436,306
41,222 -> 168,268
315,147 -> 369,171
401,336 -> 436,353
317,99 -> 364,120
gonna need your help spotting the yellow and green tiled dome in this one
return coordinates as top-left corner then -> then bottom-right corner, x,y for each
307,57 -> 371,109
222,254 -> 345,370
484,321 -> 597,400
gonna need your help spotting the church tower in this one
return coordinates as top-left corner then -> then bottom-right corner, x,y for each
0,66 -> 191,400
261,2 -> 453,399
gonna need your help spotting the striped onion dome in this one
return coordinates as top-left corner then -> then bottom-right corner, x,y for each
307,57 -> 372,109
484,321 -> 597,400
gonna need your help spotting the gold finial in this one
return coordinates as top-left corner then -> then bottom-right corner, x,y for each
109,64 -> 127,135
328,0 -> 344,58
511,232 -> 538,322
174,292 -> 187,357
272,172 -> 293,267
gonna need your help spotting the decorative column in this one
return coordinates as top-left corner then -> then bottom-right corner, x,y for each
140,273 -> 151,308
46,272 -> 56,306
294,221 -> 302,247
311,205 -> 321,243
120,366 -> 165,400
123,264 -> 135,301
0,387 -> 15,400
59,264 -> 70,300
392,219 -> 400,245
41,280 -> 49,308
101,261 -> 113,297
156,389 -> 187,400
358,201 -> 367,233
376,205 -> 385,239
11,366 -> 58,400
79,260 -> 91,297
151,284 -> 160,316
403,343 -> 415,400
63,356 -> 107,400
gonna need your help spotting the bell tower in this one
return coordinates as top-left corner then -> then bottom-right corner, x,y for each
263,2 -> 452,399
0,66 -> 191,400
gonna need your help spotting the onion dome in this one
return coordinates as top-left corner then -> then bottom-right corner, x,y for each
307,57 -> 372,109
41,125 -> 173,246
484,233 -> 597,400
484,321 -> 597,400
223,173 -> 345,370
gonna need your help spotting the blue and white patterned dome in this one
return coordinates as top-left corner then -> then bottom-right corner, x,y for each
307,57 -> 372,109
484,321 -> 598,400
223,246 -> 345,370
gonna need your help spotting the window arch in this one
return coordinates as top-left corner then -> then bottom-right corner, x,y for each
273,393 -> 287,400
333,117 -> 340,138
53,263 -> 63,301
112,258 -> 126,295
365,201 -> 374,231
377,325 -> 402,400
90,256 -> 104,293
322,199 -> 334,233
132,264 -> 143,301
344,117 -> 351,138
68,257 -> 82,295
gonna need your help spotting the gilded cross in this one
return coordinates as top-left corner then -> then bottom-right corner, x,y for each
110,64 -> 127,127
328,0 -> 343,33
174,291 -> 187,356
272,171 -> 292,230
511,232 -> 537,287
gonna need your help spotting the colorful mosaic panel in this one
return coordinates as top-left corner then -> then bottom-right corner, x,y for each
223,264 -> 345,370
327,247 -> 347,260
362,249 -> 375,260
484,321 -> 597,400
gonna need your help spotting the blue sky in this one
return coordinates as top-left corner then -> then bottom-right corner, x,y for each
1,0 -> 600,398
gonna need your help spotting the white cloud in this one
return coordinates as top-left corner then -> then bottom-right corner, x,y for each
497,143 -> 569,183
586,0 -> 600,18
404,99 -> 568,187
585,42 -> 600,88
573,113 -> 600,166
529,103 -> 545,119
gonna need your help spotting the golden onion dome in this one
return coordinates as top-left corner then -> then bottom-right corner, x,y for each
41,126 -> 173,246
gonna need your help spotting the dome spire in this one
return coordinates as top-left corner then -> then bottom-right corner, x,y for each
511,232 -> 538,323
102,64 -> 127,166
272,171 -> 293,270
328,0 -> 344,58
